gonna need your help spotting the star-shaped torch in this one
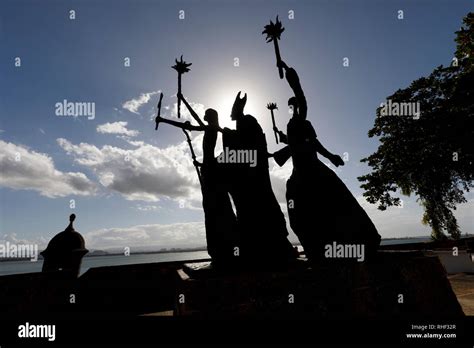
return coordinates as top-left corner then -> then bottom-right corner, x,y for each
172,55 -> 192,118
267,102 -> 279,144
263,16 -> 285,79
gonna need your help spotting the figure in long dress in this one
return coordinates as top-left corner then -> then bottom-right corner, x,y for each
222,92 -> 296,265
273,60 -> 381,262
156,93 -> 238,264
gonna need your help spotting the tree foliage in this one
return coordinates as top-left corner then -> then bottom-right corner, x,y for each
359,13 -> 474,240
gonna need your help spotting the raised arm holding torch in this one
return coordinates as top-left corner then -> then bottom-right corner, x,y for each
267,102 -> 279,144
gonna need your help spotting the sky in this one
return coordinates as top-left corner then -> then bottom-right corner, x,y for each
0,0 -> 473,251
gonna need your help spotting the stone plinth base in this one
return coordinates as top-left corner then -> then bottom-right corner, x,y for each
175,252 -> 464,317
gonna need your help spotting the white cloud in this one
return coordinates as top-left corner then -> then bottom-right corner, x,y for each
269,159 -> 293,204
83,221 -> 206,250
1,233 -> 48,249
0,140 -> 97,198
122,91 -> 159,114
96,121 -> 139,137
57,137 -> 200,203
134,204 -> 161,211
126,139 -> 146,147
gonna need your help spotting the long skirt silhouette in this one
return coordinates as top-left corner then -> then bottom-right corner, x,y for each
286,118 -> 381,262
222,117 -> 296,264
201,130 -> 239,263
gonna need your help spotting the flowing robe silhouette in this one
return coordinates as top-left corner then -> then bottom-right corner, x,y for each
223,115 -> 295,263
155,104 -> 238,264
277,66 -> 381,261
201,126 -> 239,262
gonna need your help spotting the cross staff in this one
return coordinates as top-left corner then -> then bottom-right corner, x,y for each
263,16 -> 285,79
267,102 -> 279,144
154,92 -> 164,130
172,56 -> 192,118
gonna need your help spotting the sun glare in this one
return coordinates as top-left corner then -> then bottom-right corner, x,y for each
210,84 -> 269,130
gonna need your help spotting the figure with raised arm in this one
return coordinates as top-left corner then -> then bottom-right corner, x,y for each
274,60 -> 381,262
156,93 -> 238,264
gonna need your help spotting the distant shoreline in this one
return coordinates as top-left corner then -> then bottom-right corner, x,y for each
1,234 -> 472,263
0,247 -> 209,263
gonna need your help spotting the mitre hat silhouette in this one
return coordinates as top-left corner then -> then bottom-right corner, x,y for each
231,91 -> 247,118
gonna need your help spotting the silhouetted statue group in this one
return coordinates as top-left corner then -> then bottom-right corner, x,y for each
156,58 -> 381,267
40,17 -> 380,272
157,90 -> 294,265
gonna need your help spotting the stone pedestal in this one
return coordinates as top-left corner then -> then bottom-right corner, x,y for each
175,252 -> 464,317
